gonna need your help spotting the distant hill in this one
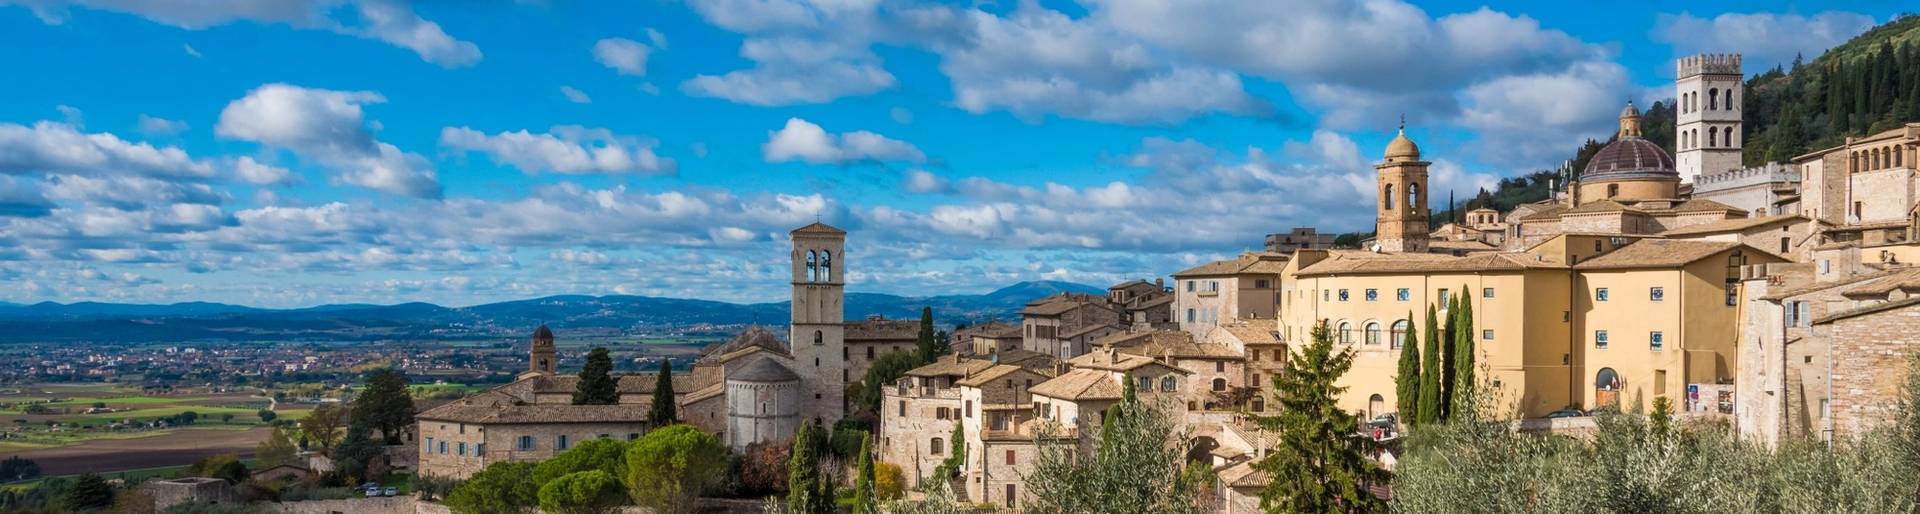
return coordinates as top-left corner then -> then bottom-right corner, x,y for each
0,280 -> 1106,344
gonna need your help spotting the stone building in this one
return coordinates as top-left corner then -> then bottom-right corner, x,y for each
1263,227 -> 1338,253
1691,162 -> 1801,216
1793,123 -> 1920,226
1017,293 -> 1124,360
1171,252 -> 1289,336
418,223 -> 867,478
1675,53 -> 1745,184
1374,123 -> 1432,253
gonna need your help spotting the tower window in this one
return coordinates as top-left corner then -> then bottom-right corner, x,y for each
1383,184 -> 1395,210
813,330 -> 823,346
1708,88 -> 1718,110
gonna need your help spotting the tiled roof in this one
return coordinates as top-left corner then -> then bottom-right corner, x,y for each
1062,322 -> 1122,339
905,355 -> 998,378
1095,330 -> 1240,359
730,356 -> 801,382
1659,214 -> 1804,236
955,364 -> 1036,387
846,318 -> 917,341
1840,267 -> 1920,298
1216,460 -> 1271,488
1581,137 -> 1677,180
699,326 -> 786,363
790,222 -> 846,235
1518,204 -> 1569,221
1216,323 -> 1282,345
1663,199 -> 1744,213
1173,252 -> 1290,277
1067,348 -> 1190,373
417,386 -> 652,424
1573,240 -> 1744,270
527,373 -> 693,395
1562,200 -> 1644,215
1027,368 -> 1123,401
1815,296 -> 1920,325
1295,250 -> 1562,276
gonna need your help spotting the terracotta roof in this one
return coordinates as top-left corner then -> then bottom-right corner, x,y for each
1662,199 -> 1744,214
532,324 -> 554,341
1815,296 -> 1920,325
1562,200 -> 1645,215
1173,252 -> 1290,277
1096,330 -> 1240,359
729,356 -> 800,383
699,326 -> 786,362
1840,267 -> 1920,298
1108,279 -> 1153,291
1216,460 -> 1271,488
1027,368 -> 1124,401
527,373 -> 693,395
1062,322 -> 1122,339
990,348 -> 1054,367
1428,240 -> 1497,252
905,355 -> 998,378
1295,251 -> 1562,276
790,222 -> 846,235
1573,240 -> 1745,270
1659,214 -> 1805,237
846,318 -> 917,341
1216,323 -> 1282,346
955,364 -> 1035,387
1518,204 -> 1569,221
1067,348 -> 1190,373
1126,294 -> 1174,310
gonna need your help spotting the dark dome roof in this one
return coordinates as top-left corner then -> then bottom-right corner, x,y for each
532,324 -> 554,341
1581,137 -> 1677,182
729,356 -> 800,383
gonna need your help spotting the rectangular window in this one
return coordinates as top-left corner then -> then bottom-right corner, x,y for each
1396,288 -> 1409,301
1365,288 -> 1378,301
1819,260 -> 1831,274
1726,284 -> 1739,306
1798,301 -> 1811,327
1650,331 -> 1664,351
438,441 -> 447,454
1338,289 -> 1350,302
1186,281 -> 1194,292
1483,287 -> 1494,298
1005,450 -> 1016,465
866,346 -> 875,359
1437,288 -> 1450,306
1482,329 -> 1493,341
476,443 -> 485,456
965,400 -> 973,418
1323,289 -> 1329,301
1138,376 -> 1152,391
1596,288 -> 1609,302
1595,330 -> 1609,349
1655,369 -> 1668,396
426,437 -> 434,452
1006,484 -> 1017,508
557,435 -> 569,451
898,401 -> 906,417
518,436 -> 534,451
457,442 -> 466,456
1186,309 -> 1196,323
1255,279 -> 1270,288
1650,287 -> 1665,301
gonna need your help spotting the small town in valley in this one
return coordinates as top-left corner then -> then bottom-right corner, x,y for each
3,3 -> 1920,514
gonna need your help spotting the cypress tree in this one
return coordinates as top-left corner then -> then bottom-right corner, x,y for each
1256,320 -> 1388,512
646,358 -> 676,426
787,422 -> 836,514
852,436 -> 879,514
572,347 -> 618,405
1417,305 -> 1443,425
916,306 -> 937,363
1439,295 -> 1458,420
1453,286 -> 1477,418
66,473 -> 115,510
1394,311 -> 1421,425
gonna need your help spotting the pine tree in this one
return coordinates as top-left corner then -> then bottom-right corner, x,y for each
572,348 -> 618,405
1452,286 -> 1476,418
916,306 -> 937,363
1393,311 -> 1421,425
1417,305 -> 1443,425
66,473 -> 114,511
1255,320 -> 1388,513
647,358 -> 676,426
787,422 -> 836,514
853,436 -> 879,514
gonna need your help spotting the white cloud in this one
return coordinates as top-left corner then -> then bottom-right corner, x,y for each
440,126 -> 675,175
560,86 -> 592,104
13,0 -> 480,67
182,43 -> 201,57
762,118 -> 924,165
903,169 -> 949,193
232,156 -> 296,185
592,37 -> 653,77
1653,11 -> 1877,72
136,114 -> 189,135
0,121 -> 215,178
1457,61 -> 1635,167
216,83 -> 439,198
682,37 -> 896,105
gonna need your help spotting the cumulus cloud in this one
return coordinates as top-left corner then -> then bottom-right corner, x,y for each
682,37 -> 896,105
0,176 -> 53,218
1457,61 -> 1635,167
0,121 -> 215,178
439,125 -> 676,175
12,0 -> 482,67
762,118 -> 924,165
1653,11 -> 1877,72
216,83 -> 440,198
903,169 -> 949,193
233,156 -> 297,185
560,86 -> 592,104
592,37 -> 654,76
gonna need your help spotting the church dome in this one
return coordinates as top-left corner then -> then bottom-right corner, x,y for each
1582,101 -> 1675,182
1384,130 -> 1421,161
532,324 -> 554,343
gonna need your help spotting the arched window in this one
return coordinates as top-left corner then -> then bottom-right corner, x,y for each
1383,184 -> 1394,210
813,330 -> 823,346
1211,378 -> 1227,392
1363,321 -> 1381,345
1708,128 -> 1717,147
1338,321 -> 1353,344
931,438 -> 944,455
1898,148 -> 1905,168
1407,183 -> 1420,211
1390,320 -> 1410,349
1596,368 -> 1620,391
1160,376 -> 1177,392
805,250 -> 818,282
1708,88 -> 1719,110
819,250 -> 833,282
1368,394 -> 1385,419
1725,89 -> 1735,110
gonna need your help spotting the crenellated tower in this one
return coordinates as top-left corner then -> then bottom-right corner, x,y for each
1675,53 -> 1743,184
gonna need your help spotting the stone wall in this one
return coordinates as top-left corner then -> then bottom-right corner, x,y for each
1846,168 -> 1917,224
1825,299 -> 1920,438
420,421 -> 652,479
270,497 -> 416,514
880,387 -> 960,486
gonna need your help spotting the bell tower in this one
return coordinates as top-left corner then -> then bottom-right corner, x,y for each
1676,53 -> 1743,183
1375,121 -> 1431,253
790,222 -> 847,424
528,324 -> 557,376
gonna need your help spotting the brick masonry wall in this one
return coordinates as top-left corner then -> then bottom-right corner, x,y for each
1826,301 -> 1920,438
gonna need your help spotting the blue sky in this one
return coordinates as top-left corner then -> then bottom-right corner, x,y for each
0,0 -> 1909,307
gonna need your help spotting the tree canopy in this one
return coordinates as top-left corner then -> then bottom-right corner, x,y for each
573,347 -> 619,405
1256,320 -> 1388,513
626,425 -> 727,514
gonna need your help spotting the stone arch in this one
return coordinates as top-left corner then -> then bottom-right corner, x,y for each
1211,377 -> 1227,392
1363,321 -> 1382,345
805,250 -> 818,282
1407,182 -> 1420,211
1368,394 -> 1385,419
1383,184 -> 1395,210
1595,367 -> 1621,410
1337,320 -> 1353,344
1390,319 -> 1410,348
1708,128 -> 1717,147
819,250 -> 833,282
1709,88 -> 1719,110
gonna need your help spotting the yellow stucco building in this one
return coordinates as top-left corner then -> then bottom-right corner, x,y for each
1274,119 -> 1782,419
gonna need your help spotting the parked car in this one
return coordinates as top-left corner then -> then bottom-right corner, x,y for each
364,487 -> 380,498
384,487 -> 399,497
1545,408 -> 1587,419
